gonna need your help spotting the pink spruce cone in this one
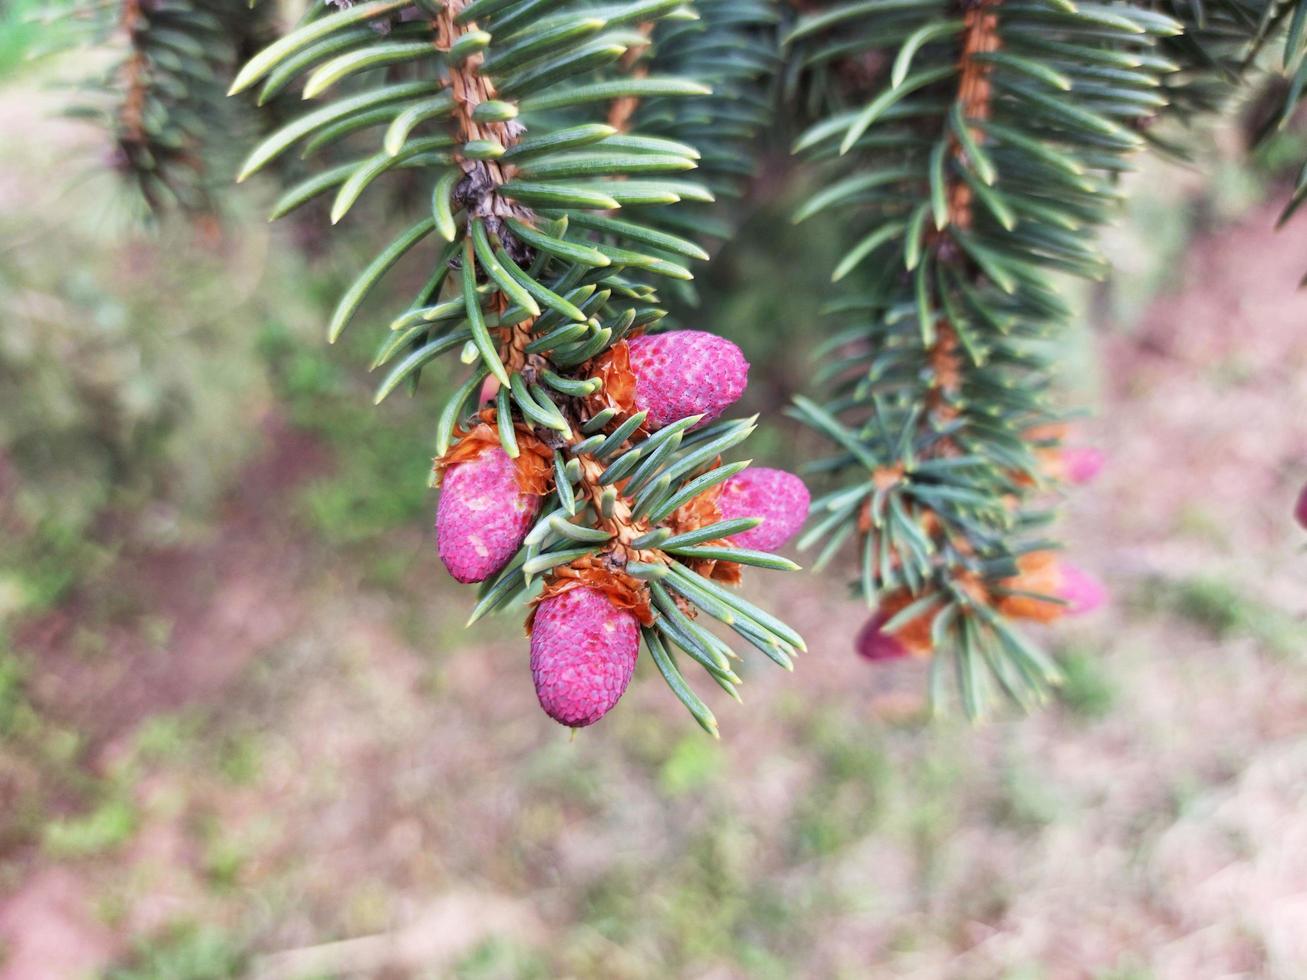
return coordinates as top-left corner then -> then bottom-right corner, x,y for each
1058,563 -> 1108,615
436,446 -> 538,584
715,467 -> 810,551
626,330 -> 748,430
530,587 -> 640,728
1062,446 -> 1105,485
855,610 -> 912,662
1295,482 -> 1307,530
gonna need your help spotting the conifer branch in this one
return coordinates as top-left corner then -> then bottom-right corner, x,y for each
1154,0 -> 1307,250
54,0 -> 282,214
786,0 -> 1180,718
230,0 -> 803,732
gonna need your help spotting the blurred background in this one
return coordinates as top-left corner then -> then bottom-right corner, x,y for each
2,4 -> 1307,977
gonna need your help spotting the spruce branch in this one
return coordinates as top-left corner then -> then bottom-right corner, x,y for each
231,0 -> 805,732
52,0 -> 283,214
786,0 -> 1179,718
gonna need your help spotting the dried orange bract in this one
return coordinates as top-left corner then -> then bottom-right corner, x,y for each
433,411 -> 553,495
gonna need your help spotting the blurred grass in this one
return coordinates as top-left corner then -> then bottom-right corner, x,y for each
1135,575 -> 1305,658
107,925 -> 246,980
0,211 -> 321,618
257,317 -> 441,550
1055,645 -> 1118,720
43,795 -> 137,859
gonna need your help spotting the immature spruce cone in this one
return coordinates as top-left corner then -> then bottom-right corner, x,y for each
1061,446 -> 1105,484
530,587 -> 640,728
626,330 -> 748,430
855,610 -> 912,662
1057,563 -> 1107,615
715,467 -> 810,551
436,446 -> 538,583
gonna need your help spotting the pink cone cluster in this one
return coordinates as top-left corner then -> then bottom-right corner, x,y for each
530,587 -> 640,727
437,329 -> 807,729
1296,481 -> 1307,530
436,446 -> 539,584
716,467 -> 810,551
627,330 -> 749,430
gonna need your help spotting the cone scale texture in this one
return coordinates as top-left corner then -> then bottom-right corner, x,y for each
437,447 -> 539,584
627,330 -> 749,431
530,587 -> 640,728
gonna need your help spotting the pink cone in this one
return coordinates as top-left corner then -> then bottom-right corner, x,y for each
1062,446 -> 1105,485
855,611 -> 911,662
626,330 -> 748,430
1057,563 -> 1108,615
530,587 -> 640,727
436,447 -> 538,583
1295,482 -> 1307,530
715,467 -> 810,552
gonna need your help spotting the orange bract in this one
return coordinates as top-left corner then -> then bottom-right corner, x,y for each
586,339 -> 646,434
529,558 -> 655,629
875,589 -> 936,656
1023,422 -> 1068,444
995,551 -> 1066,623
869,550 -> 1068,660
1012,421 -> 1070,487
433,411 -> 554,495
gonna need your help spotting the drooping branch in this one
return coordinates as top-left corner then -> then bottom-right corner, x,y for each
229,0 -> 802,734
786,0 -> 1181,715
61,0 -> 284,214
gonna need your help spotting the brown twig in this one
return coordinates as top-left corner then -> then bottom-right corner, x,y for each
925,0 -> 1001,413
117,0 -> 148,148
433,0 -> 526,228
946,0 -> 1001,232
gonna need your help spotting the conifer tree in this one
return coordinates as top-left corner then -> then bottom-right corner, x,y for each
48,0 -> 1307,726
